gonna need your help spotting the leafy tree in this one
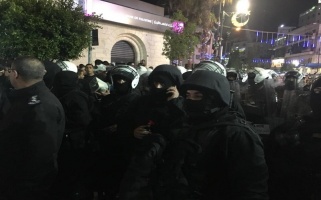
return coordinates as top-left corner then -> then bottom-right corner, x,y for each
162,10 -> 199,61
163,0 -> 233,29
0,0 -> 100,61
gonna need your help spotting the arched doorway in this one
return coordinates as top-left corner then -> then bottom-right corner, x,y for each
111,41 -> 135,65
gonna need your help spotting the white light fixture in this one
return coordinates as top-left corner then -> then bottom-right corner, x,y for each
292,60 -> 300,66
236,0 -> 250,14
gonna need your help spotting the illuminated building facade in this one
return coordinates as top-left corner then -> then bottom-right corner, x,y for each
73,0 -> 172,67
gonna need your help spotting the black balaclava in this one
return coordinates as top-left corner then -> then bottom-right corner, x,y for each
112,74 -> 131,95
248,72 -> 256,86
310,78 -> 321,118
150,73 -> 175,102
43,60 -> 62,89
52,71 -> 79,98
284,78 -> 296,90
227,72 -> 237,81
284,71 -> 301,91
181,70 -> 230,124
184,88 -> 225,123
182,71 -> 192,81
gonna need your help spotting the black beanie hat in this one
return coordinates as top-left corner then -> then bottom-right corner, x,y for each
148,65 -> 183,89
151,73 -> 176,89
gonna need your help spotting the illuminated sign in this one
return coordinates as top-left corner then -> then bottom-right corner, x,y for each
271,58 -> 284,68
80,0 -> 172,32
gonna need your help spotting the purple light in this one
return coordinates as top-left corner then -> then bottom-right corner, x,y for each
172,21 -> 184,34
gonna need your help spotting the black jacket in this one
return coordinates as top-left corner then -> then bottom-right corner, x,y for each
0,81 -> 65,200
79,75 -> 97,99
132,95 -> 185,141
267,113 -> 321,200
119,65 -> 186,200
52,71 -> 92,149
100,92 -> 140,130
158,109 -> 269,200
119,95 -> 186,200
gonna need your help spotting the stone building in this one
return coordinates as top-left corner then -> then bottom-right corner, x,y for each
73,0 -> 172,67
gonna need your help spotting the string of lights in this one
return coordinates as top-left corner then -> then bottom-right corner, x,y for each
222,25 -> 319,47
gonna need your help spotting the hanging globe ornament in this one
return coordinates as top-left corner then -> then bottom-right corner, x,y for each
172,21 -> 184,34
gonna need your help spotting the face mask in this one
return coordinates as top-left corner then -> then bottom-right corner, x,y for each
150,88 -> 169,102
248,78 -> 255,86
114,81 -> 131,95
184,99 -> 207,112
284,80 -> 295,90
184,98 -> 217,122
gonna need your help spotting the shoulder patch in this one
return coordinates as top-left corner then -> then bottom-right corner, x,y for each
28,95 -> 41,105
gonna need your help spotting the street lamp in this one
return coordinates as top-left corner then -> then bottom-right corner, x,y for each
218,0 -> 250,60
236,0 -> 250,14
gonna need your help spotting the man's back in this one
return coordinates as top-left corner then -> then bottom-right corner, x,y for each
0,81 -> 65,199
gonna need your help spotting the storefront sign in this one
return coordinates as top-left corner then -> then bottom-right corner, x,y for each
75,0 -> 172,32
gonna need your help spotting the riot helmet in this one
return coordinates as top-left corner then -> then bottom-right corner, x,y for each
56,61 -> 78,73
109,65 -> 140,94
266,69 -> 278,80
247,67 -> 271,86
284,70 -> 303,90
193,60 -> 226,77
226,68 -> 238,81
136,65 -> 147,75
177,66 -> 187,74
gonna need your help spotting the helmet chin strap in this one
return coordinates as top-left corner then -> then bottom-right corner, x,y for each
229,90 -> 234,109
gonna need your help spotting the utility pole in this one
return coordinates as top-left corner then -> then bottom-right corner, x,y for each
218,0 -> 225,61
88,30 -> 92,64
316,47 -> 320,73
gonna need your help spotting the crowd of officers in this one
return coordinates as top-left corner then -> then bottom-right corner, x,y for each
0,56 -> 320,200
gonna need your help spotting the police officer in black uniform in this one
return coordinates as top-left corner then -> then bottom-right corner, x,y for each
50,61 -> 93,199
96,65 -> 141,199
267,77 -> 321,200
119,65 -> 185,200
157,70 -> 268,200
0,56 -> 65,200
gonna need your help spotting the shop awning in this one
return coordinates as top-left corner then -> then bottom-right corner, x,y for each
306,63 -> 321,68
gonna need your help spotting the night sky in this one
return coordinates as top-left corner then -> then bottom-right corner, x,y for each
142,0 -> 318,32
248,0 -> 317,31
